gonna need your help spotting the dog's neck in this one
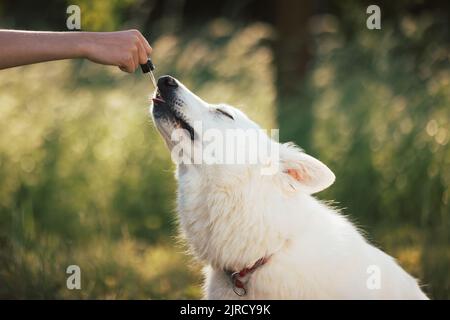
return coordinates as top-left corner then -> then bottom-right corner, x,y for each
176,166 -> 289,271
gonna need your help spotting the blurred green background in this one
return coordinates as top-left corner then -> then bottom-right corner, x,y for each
0,0 -> 448,299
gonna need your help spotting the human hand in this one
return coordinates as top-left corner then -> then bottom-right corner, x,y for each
80,29 -> 152,73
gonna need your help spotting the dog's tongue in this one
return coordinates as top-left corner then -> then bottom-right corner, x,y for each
152,97 -> 165,103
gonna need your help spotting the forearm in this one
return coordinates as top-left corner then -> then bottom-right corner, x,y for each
0,29 -> 151,72
0,30 -> 90,69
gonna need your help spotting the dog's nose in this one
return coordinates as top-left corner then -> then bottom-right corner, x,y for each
158,75 -> 178,89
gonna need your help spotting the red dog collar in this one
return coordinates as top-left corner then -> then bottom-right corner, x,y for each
224,256 -> 270,296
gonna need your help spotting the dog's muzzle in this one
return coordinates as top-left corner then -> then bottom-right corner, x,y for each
152,75 -> 195,140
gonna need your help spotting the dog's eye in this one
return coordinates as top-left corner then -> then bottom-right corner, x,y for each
216,108 -> 234,120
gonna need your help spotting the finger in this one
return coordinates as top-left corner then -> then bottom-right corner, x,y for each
119,65 -> 129,73
131,46 -> 140,71
119,64 -> 133,73
137,32 -> 152,56
120,56 -> 135,73
137,41 -> 148,65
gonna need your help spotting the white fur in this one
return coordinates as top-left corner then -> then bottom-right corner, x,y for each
151,77 -> 428,300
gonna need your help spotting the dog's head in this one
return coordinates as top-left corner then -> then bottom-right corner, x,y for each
151,75 -> 335,195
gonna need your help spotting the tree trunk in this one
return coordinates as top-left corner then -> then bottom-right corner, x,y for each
274,0 -> 314,148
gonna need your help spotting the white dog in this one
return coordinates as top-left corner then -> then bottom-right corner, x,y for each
150,75 -> 428,300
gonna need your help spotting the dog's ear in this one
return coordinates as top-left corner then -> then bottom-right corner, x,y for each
280,143 -> 335,194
